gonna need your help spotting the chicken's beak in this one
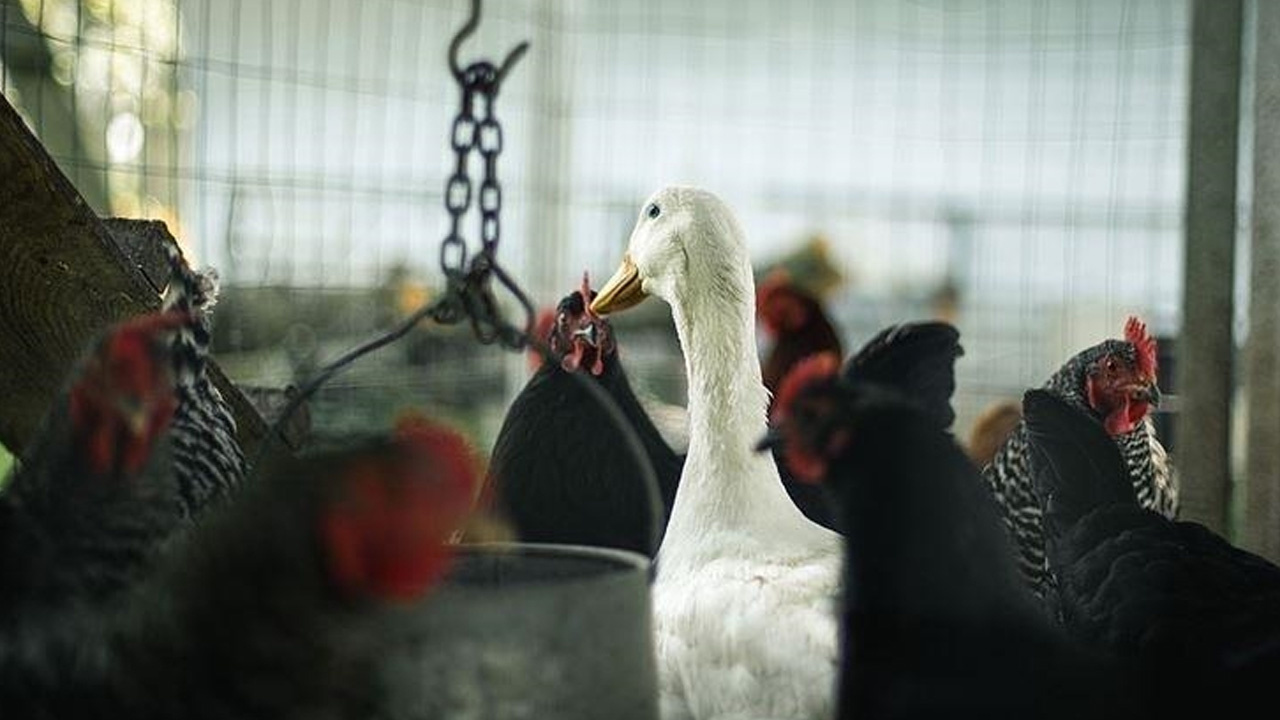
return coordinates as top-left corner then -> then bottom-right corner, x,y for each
1140,381 -> 1161,408
571,323 -> 599,348
590,255 -> 647,315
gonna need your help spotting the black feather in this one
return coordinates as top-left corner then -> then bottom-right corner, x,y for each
490,300 -> 675,557
1023,389 -> 1136,534
842,321 -> 963,429
809,384 -> 1143,720
1024,390 -> 1280,712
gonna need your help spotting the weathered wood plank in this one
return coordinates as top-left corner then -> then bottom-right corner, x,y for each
0,90 -> 280,459
103,218 -> 180,294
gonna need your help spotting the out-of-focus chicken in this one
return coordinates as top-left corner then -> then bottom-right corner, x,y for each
966,399 -> 1022,469
0,413 -> 480,719
0,311 -> 190,612
757,268 -> 843,408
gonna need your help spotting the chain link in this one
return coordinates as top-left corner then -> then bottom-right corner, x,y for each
430,52 -> 533,349
254,1 -> 534,467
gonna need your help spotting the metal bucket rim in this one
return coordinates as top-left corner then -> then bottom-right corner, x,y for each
453,541 -> 651,573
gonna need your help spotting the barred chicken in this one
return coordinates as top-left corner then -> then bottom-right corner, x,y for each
159,242 -> 247,519
1,311 -> 191,612
982,317 -> 1176,607
1,413 -> 479,719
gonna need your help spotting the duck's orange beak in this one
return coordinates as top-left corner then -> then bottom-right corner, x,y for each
590,254 -> 647,315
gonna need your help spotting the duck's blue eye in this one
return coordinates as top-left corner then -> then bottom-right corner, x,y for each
647,204 -> 661,219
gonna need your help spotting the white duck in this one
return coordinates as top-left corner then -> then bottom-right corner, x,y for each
592,187 -> 840,720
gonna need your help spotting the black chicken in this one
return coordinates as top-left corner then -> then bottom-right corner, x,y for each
766,321 -> 964,531
0,413 -> 479,719
489,275 -> 680,557
983,317 -> 1177,606
0,310 -> 191,612
1024,390 -> 1280,712
763,345 -> 1145,720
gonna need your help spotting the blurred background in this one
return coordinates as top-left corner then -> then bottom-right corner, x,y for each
0,2 -> 1262,538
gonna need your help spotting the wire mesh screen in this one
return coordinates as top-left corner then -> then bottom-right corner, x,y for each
1,0 -> 1191,450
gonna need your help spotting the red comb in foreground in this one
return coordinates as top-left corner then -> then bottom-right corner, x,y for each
771,351 -> 841,424
71,311 -> 192,475
1124,316 -> 1158,379
320,415 -> 479,602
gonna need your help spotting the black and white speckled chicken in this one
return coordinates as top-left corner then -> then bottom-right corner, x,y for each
763,344 -> 1146,720
1024,390 -> 1280,713
982,317 -> 1177,607
0,414 -> 480,719
160,243 -> 247,520
0,311 -> 190,613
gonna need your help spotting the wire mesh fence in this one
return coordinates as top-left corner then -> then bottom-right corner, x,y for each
1,0 -> 1196,452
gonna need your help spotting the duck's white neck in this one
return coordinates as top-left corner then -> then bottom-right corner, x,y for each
661,271 -> 813,555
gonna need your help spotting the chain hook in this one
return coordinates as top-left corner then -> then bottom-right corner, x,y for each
448,0 -> 530,90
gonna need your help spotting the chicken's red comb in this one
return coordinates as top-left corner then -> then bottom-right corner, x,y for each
394,412 -> 481,503
771,351 -> 841,423
320,414 -> 481,602
755,268 -> 793,314
72,310 -> 190,475
1124,316 -> 1158,379
321,468 -> 454,602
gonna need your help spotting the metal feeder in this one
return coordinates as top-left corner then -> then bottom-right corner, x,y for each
378,543 -> 658,720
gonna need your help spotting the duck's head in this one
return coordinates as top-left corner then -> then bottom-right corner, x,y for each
591,186 -> 750,316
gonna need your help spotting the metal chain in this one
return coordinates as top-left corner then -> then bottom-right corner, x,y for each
430,55 -> 533,349
254,0 -> 534,468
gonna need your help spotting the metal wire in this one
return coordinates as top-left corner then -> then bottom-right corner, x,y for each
2,0 -> 1198,450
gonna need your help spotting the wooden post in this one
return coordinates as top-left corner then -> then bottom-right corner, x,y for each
0,90 -> 280,459
1177,0 -> 1243,534
1245,0 -> 1280,560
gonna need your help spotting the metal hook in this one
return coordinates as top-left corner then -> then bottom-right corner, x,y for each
448,0 -> 530,87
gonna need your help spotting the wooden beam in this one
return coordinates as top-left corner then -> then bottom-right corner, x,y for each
1177,0 -> 1244,534
0,90 -> 281,460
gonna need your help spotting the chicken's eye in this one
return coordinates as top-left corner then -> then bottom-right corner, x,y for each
647,203 -> 661,219
1106,358 -> 1118,372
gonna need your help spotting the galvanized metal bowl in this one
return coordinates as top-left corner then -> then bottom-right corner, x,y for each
377,542 -> 658,720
